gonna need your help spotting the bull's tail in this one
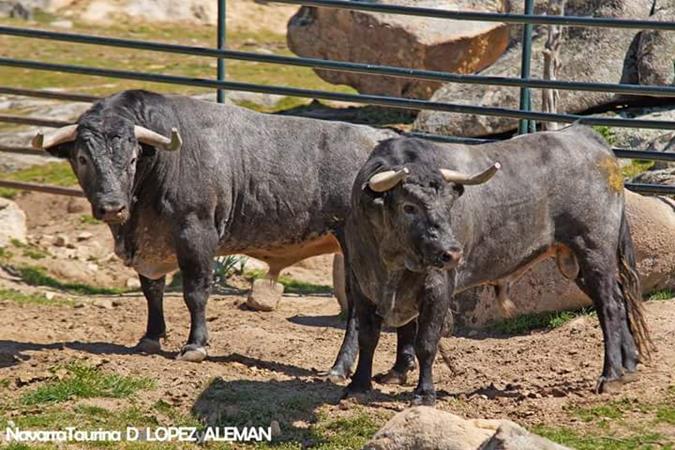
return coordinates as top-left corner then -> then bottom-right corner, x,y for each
617,211 -> 654,361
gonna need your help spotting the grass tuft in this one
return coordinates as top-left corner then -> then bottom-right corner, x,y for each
648,289 -> 674,301
14,265 -> 127,296
490,308 -> 594,335
0,288 -> 73,307
0,163 -> 77,199
621,160 -> 655,179
533,425 -> 667,450
79,214 -> 101,225
248,269 -> 333,295
21,362 -> 154,405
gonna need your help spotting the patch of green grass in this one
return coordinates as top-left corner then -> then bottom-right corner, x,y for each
310,412 -> 381,450
572,400 -> 629,423
0,378 -> 10,389
593,125 -> 617,146
248,269 -> 333,295
80,214 -> 101,225
648,289 -> 674,301
622,160 -> 655,179
0,16 -> 353,100
15,265 -> 126,296
0,247 -> 12,261
656,404 -> 675,425
0,288 -> 73,307
490,307 -> 594,335
533,425 -> 668,450
21,362 -> 154,405
0,162 -> 77,199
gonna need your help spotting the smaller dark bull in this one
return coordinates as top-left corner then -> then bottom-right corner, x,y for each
344,125 -> 652,405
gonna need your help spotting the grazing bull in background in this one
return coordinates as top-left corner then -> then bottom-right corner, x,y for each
32,89 -> 394,373
344,125 -> 652,405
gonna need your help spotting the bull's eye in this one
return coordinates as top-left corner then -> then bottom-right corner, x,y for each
130,157 -> 137,166
402,204 -> 418,215
78,155 -> 87,166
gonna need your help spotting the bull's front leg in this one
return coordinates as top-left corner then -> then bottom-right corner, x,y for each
175,216 -> 218,362
135,274 -> 167,354
413,269 -> 453,406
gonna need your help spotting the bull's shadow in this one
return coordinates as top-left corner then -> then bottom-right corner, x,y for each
0,339 -> 138,368
192,377 -> 340,445
191,377 -> 412,446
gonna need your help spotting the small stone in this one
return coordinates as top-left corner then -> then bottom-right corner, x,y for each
45,292 -> 55,300
270,420 -> 281,437
77,232 -> 93,241
112,299 -> 124,307
66,198 -> 87,213
93,299 -> 113,309
50,20 -> 73,29
126,277 -> 141,289
74,302 -> 85,309
53,235 -> 69,247
246,279 -> 284,312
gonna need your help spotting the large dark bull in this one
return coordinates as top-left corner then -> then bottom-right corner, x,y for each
344,125 -> 652,405
32,89 -> 394,374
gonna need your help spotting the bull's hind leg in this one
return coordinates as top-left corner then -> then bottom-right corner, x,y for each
573,249 -> 633,393
135,274 -> 167,354
374,320 -> 417,385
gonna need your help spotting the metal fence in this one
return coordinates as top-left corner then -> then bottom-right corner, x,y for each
0,0 -> 674,196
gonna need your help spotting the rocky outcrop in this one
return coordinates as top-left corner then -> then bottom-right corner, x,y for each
287,0 -> 509,99
414,0 -> 664,136
363,407 -> 569,450
453,190 -> 675,328
0,198 -> 27,248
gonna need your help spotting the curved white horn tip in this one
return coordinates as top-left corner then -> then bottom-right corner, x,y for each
494,162 -> 501,170
168,127 -> 182,151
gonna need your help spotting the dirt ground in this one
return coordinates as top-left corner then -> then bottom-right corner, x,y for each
0,191 -> 674,449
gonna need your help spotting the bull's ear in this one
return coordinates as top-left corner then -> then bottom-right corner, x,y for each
45,142 -> 73,159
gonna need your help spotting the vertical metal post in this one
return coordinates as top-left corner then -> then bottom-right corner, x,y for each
216,0 -> 226,103
518,0 -> 535,134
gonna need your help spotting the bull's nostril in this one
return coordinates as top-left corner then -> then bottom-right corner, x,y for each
441,252 -> 452,263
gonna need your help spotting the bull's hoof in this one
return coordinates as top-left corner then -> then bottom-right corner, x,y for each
411,389 -> 436,406
323,367 -> 350,384
135,337 -> 162,354
595,376 -> 624,394
342,381 -> 372,400
373,369 -> 408,385
176,346 -> 207,362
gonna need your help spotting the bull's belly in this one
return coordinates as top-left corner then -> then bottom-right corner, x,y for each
119,233 -> 341,280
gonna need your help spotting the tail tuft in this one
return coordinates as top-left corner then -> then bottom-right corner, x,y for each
617,212 -> 654,361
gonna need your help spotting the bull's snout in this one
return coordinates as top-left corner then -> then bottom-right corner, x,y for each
95,199 -> 128,223
438,246 -> 463,269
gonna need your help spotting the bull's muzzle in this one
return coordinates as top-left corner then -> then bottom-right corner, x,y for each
438,247 -> 463,269
95,199 -> 129,224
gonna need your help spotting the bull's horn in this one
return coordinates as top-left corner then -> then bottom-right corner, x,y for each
368,167 -> 410,192
31,124 -> 78,149
134,126 -> 182,151
440,162 -> 501,185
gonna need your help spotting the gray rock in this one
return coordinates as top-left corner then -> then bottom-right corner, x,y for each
362,406 -> 569,450
480,422 -> 570,450
0,198 -> 27,247
287,0 -> 509,99
453,190 -> 675,328
414,0 -> 661,136
247,278 -> 284,311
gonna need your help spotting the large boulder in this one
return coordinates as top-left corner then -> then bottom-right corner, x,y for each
454,190 -> 675,328
0,198 -> 27,248
414,0 -> 664,136
287,0 -> 510,99
363,406 -> 569,450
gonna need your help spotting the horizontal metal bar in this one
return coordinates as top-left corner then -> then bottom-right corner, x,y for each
0,114 -> 71,128
0,86 -> 99,102
2,58 -> 674,130
613,149 -> 675,161
0,180 -> 84,197
0,144 -> 45,156
2,26 -> 675,97
625,182 -> 675,195
270,0 -> 675,30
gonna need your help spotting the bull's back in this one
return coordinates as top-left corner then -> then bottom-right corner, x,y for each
450,125 -> 622,289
